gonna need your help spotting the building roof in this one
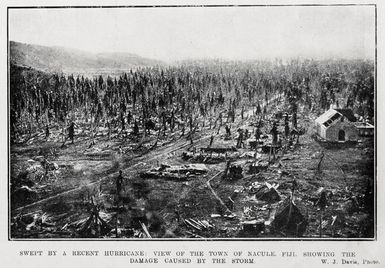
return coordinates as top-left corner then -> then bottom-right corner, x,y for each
315,108 -> 338,125
335,109 -> 357,122
355,122 -> 375,129
315,108 -> 356,128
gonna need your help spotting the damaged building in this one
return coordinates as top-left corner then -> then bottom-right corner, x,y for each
355,122 -> 375,136
314,108 -> 358,142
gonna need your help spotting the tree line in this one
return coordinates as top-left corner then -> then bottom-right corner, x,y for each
9,59 -> 374,143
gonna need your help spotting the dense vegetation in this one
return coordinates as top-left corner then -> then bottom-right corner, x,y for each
10,59 -> 374,143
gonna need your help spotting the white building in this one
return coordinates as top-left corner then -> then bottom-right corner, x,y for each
315,108 -> 358,142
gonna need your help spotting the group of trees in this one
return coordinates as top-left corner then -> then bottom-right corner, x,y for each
10,58 -> 374,143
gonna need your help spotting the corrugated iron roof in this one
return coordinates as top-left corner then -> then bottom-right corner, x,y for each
355,122 -> 375,129
315,108 -> 357,127
315,108 -> 339,124
335,109 -> 357,122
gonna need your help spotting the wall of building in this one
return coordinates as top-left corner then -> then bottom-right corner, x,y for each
357,127 -> 375,136
325,121 -> 358,141
315,122 -> 327,139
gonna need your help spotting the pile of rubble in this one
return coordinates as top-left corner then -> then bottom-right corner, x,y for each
12,157 -> 61,208
140,163 -> 208,181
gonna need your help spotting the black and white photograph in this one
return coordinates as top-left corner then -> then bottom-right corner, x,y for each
8,4 -> 376,240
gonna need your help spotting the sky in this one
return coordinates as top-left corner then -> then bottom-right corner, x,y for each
9,6 -> 375,62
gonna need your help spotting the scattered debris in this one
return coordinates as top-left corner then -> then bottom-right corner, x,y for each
248,160 -> 269,174
9,64 -> 374,240
140,221 -> 152,238
76,205 -> 112,238
340,197 -> 360,215
272,197 -> 308,236
241,219 -> 265,235
12,186 -> 38,206
140,164 -> 208,180
227,165 -> 243,180
200,147 -> 237,154
184,218 -> 214,232
315,191 -> 328,210
252,182 -> 281,203
223,160 -> 243,180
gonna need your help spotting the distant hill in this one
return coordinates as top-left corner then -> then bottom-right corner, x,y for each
10,41 -> 164,75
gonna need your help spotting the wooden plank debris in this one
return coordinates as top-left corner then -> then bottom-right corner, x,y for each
139,221 -> 152,238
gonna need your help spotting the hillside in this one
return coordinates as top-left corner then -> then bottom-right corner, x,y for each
10,41 -> 164,75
